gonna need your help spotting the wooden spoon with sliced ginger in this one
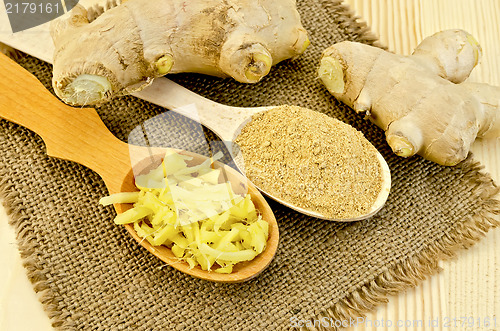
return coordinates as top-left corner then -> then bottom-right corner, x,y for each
0,52 -> 278,283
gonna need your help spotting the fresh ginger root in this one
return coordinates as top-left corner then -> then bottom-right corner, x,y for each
49,0 -> 309,106
318,29 -> 500,166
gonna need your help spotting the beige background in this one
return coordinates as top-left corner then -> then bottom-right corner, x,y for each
1,0 -> 499,330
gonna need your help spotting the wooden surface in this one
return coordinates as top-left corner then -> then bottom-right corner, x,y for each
1,0 -> 499,329
343,1 -> 500,329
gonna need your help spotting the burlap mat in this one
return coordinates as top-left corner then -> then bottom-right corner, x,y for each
1,1 -> 499,330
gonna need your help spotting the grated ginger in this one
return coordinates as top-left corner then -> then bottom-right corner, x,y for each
99,150 -> 269,273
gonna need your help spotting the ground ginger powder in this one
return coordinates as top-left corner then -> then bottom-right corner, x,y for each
235,105 -> 382,219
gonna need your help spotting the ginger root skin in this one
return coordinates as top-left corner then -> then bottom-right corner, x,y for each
318,29 -> 500,166
51,0 -> 309,106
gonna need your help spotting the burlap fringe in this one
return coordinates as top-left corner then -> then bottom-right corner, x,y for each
318,0 -> 384,48
304,157 -> 500,331
0,178 -> 76,330
0,42 -> 23,60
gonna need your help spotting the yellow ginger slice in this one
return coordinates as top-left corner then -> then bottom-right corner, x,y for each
100,151 -> 268,273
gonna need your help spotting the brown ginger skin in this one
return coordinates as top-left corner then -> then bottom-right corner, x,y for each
50,0 -> 309,106
318,29 -> 500,166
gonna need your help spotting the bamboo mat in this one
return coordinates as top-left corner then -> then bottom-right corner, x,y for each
343,0 -> 500,330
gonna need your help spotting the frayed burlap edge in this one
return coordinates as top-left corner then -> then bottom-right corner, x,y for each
0,178 -> 76,330
303,157 -> 500,331
0,42 -> 23,60
0,44 -> 74,328
0,47 -> 74,329
318,0 -> 383,48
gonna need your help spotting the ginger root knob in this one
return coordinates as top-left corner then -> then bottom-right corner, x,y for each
50,0 -> 309,105
318,29 -> 500,166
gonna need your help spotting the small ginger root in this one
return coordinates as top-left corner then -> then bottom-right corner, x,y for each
50,0 -> 309,106
318,29 -> 500,166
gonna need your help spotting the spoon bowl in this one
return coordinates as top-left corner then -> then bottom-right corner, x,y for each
0,52 -> 278,283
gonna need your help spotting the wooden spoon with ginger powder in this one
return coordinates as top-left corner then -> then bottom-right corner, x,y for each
137,80 -> 391,221
235,105 -> 390,220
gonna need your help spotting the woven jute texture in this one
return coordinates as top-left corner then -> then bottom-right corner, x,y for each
1,1 -> 500,330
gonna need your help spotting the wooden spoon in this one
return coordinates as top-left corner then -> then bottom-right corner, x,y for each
0,52 -> 279,283
135,79 -> 392,221
0,28 -> 390,221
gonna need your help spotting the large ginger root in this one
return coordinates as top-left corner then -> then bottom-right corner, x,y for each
318,29 -> 500,166
50,0 -> 309,106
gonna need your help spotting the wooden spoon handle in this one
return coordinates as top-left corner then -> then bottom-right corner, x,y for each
134,78 -> 267,141
0,52 -> 129,192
